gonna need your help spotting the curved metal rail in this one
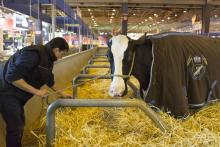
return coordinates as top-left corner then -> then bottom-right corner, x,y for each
82,65 -> 110,74
46,98 -> 170,147
72,74 -> 140,98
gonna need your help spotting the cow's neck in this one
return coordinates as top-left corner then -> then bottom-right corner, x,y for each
132,44 -> 153,92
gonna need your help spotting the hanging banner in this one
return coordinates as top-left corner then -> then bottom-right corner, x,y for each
0,18 -> 14,30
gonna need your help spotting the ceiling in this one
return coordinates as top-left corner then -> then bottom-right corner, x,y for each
63,0 -> 220,34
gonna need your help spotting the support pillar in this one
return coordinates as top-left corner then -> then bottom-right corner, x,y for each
201,0 -> 212,35
51,0 -> 56,38
121,3 -> 128,35
35,1 -> 42,44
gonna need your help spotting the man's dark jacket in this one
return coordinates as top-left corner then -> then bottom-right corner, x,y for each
1,45 -> 56,103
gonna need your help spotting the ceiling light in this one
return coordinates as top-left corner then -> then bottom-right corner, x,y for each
154,14 -> 158,17
88,9 -> 91,11
161,19 -> 165,22
112,13 -> 115,15
149,16 -> 153,20
144,19 -> 148,22
111,16 -> 114,19
174,14 -> 178,17
167,17 -> 170,20
133,13 -> 136,16
113,9 -> 116,12
183,10 -> 187,13
90,12 -> 92,15
214,14 -> 218,18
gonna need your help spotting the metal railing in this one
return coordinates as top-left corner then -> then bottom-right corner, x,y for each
46,98 -> 170,147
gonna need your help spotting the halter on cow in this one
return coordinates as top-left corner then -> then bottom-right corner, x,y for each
108,34 -> 152,97
108,32 -> 220,118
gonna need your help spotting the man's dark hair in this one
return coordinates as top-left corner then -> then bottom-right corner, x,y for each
45,37 -> 69,52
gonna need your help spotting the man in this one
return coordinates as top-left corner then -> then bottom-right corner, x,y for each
0,37 -> 71,147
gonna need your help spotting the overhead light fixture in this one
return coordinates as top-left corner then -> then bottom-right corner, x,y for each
154,13 -> 158,17
113,9 -> 116,12
161,19 -> 165,22
167,17 -> 170,20
112,13 -> 115,15
183,10 -> 187,13
214,14 -> 218,18
88,9 -> 91,11
149,16 -> 153,20
133,13 -> 136,16
174,14 -> 178,17
144,19 -> 148,22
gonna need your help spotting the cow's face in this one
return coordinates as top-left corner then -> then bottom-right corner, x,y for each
108,35 -> 134,97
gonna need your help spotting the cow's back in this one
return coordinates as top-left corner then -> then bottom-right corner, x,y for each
146,34 -> 220,117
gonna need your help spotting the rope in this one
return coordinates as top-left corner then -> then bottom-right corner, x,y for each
42,68 -> 112,99
41,50 -> 136,104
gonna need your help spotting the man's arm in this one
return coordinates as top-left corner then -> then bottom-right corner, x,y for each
12,79 -> 48,97
5,50 -> 48,97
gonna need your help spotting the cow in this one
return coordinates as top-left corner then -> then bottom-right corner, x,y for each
107,32 -> 220,118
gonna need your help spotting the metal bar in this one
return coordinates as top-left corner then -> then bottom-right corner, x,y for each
84,65 -> 110,68
83,65 -> 110,74
94,54 -> 107,57
46,98 -> 170,147
92,56 -> 107,59
90,59 -> 109,62
72,77 -> 79,98
72,74 -> 139,98
127,81 -> 140,98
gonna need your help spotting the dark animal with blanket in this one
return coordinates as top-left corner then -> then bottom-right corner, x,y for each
108,32 -> 220,118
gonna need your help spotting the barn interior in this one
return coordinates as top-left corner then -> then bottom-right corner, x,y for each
0,0 -> 220,146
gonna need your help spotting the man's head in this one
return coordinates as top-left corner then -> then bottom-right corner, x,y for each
46,37 -> 69,60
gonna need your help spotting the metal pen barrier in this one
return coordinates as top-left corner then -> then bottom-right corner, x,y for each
72,74 -> 140,98
82,65 -> 110,74
46,98 -> 170,147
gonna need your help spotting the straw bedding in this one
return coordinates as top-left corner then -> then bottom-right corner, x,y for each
23,59 -> 220,147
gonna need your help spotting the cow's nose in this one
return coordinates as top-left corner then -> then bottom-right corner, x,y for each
109,78 -> 125,97
109,88 -> 123,97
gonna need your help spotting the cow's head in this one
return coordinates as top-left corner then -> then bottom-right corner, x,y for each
108,35 -> 147,97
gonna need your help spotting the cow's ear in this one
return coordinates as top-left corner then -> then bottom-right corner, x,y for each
132,33 -> 148,46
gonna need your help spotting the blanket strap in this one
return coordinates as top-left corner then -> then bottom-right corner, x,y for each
207,80 -> 218,102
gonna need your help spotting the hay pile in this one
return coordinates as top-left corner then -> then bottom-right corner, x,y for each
25,60 -> 220,147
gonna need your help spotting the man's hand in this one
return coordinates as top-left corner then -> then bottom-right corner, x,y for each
36,89 -> 49,97
12,79 -> 49,97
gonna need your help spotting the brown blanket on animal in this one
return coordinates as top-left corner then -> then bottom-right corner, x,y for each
146,34 -> 220,117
